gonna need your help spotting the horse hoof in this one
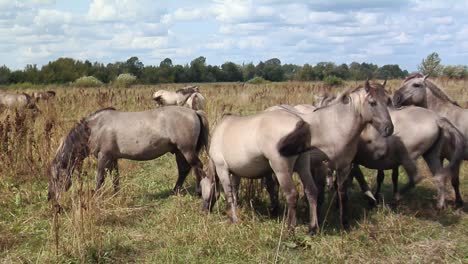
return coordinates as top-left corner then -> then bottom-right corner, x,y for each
269,206 -> 280,217
436,203 -> 446,211
394,193 -> 402,202
308,226 -> 319,236
455,199 -> 464,209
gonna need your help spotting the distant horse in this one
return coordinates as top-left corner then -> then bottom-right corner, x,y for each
152,85 -> 205,110
287,81 -> 393,228
393,73 -> 468,159
33,90 -> 56,101
201,109 -> 319,234
48,106 -> 209,202
0,92 -> 37,110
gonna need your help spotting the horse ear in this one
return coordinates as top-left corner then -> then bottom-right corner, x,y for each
423,74 -> 429,81
382,79 -> 387,87
364,79 -> 371,93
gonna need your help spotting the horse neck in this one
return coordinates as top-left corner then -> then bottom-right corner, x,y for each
426,88 -> 460,119
311,102 -> 365,154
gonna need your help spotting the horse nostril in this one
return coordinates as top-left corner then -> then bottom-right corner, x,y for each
384,125 -> 394,136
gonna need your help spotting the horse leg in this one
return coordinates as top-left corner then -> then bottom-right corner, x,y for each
351,165 -> 376,205
179,149 -> 205,196
450,164 -> 463,208
391,167 -> 399,199
231,174 -> 241,207
265,173 -> 279,217
397,160 -> 420,201
109,160 -> 120,194
295,154 -> 319,234
374,170 -> 384,202
312,163 -> 327,219
173,150 -> 192,195
336,166 -> 351,229
423,153 -> 447,210
270,159 -> 298,232
95,153 -> 108,191
217,165 -> 238,223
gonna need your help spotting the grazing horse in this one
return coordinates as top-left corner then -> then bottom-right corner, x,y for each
201,109 -> 319,234
32,90 -> 56,101
152,85 -> 205,110
48,106 -> 209,202
393,73 -> 468,159
270,81 -> 393,228
0,92 -> 37,110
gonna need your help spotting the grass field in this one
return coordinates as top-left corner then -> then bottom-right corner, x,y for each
0,80 -> 467,263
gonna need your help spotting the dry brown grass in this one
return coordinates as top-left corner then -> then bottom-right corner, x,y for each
0,80 -> 467,263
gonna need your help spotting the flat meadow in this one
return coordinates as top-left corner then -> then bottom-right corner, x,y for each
0,80 -> 467,263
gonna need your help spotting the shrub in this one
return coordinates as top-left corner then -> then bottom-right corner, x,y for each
114,73 -> 137,88
323,75 -> 343,87
246,76 -> 270,85
74,76 -> 103,88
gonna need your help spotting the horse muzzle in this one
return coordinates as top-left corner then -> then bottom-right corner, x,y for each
392,92 -> 403,107
382,124 -> 394,137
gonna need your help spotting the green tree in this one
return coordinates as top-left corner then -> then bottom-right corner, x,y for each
263,58 -> 284,81
158,58 -> 174,83
242,63 -> 256,81
124,56 -> 144,79
190,56 -> 207,82
0,65 -> 11,85
418,52 -> 442,76
298,64 -> 315,81
221,62 -> 243,82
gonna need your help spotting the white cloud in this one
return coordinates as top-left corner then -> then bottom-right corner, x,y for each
0,0 -> 466,70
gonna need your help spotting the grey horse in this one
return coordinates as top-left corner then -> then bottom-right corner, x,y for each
393,73 -> 468,159
0,92 -> 37,110
316,89 -> 465,208
201,109 -> 318,234
153,85 -> 205,110
33,90 -> 56,101
48,106 -> 209,202
352,106 -> 465,209
297,81 -> 393,228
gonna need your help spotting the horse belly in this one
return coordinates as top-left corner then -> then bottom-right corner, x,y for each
226,155 -> 271,178
118,138 -> 173,161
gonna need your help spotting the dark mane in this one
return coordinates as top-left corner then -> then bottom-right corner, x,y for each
176,86 -> 199,95
49,107 -> 114,197
426,80 -> 460,107
89,107 -> 116,118
403,73 -> 424,82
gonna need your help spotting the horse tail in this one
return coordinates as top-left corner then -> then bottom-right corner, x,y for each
277,120 -> 312,157
195,110 -> 209,153
437,117 -> 465,172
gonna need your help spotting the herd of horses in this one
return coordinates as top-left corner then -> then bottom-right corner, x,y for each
44,75 -> 466,235
0,90 -> 56,111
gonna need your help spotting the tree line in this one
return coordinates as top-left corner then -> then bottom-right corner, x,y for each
0,53 -> 465,86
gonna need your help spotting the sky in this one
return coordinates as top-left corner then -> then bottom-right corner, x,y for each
1,0 -> 467,71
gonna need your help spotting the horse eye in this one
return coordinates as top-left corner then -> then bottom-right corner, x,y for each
413,83 -> 421,88
369,100 -> 377,106
366,140 -> 372,144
